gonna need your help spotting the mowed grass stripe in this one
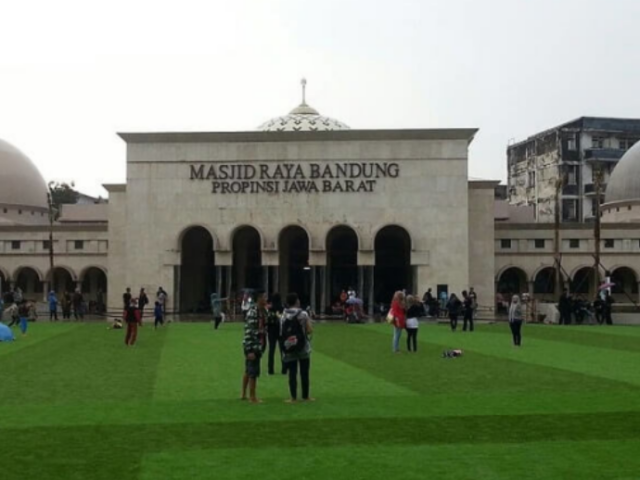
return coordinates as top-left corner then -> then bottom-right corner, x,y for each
139,440 -> 640,480
153,324 -> 414,402
482,324 -> 640,353
0,323 -> 167,406
391,324 -> 640,387
315,325 -> 636,395
5,411 -> 640,452
0,322 -> 81,357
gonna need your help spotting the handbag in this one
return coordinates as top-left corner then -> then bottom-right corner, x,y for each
386,312 -> 395,324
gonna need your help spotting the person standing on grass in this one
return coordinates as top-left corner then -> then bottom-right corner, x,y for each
281,292 -> 314,403
462,290 -> 474,332
469,287 -> 478,319
123,288 -> 132,309
17,300 -> 29,336
72,288 -> 84,321
241,290 -> 267,404
138,288 -> 149,319
153,301 -> 164,329
48,290 -> 58,321
211,292 -> 228,330
124,299 -> 142,346
389,291 -> 406,353
508,295 -> 524,346
62,291 -> 72,320
603,291 -> 614,325
266,293 -> 285,375
447,293 -> 462,331
405,295 -> 422,352
558,289 -> 572,325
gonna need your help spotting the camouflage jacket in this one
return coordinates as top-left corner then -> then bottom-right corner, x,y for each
243,305 -> 266,355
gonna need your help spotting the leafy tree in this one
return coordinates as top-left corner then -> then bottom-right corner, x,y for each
48,182 -> 79,218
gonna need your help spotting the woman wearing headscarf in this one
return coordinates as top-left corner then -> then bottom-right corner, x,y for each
389,291 -> 406,353
508,295 -> 524,346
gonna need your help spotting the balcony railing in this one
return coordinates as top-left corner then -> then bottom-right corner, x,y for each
584,148 -> 624,162
584,183 -> 607,195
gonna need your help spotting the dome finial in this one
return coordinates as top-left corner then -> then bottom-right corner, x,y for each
301,78 -> 307,105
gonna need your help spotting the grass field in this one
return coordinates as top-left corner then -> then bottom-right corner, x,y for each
1,321 -> 640,479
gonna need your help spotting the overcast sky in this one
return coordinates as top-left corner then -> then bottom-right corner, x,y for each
1,0 -> 639,196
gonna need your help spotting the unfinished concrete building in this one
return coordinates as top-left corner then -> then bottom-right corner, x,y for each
507,117 -> 640,223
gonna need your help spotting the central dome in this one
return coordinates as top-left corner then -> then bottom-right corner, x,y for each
258,79 -> 350,132
604,140 -> 640,205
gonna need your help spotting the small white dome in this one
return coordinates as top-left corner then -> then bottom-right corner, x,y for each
0,139 -> 49,223
258,79 -> 350,132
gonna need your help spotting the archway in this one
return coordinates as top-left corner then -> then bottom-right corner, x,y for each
232,226 -> 262,291
571,267 -> 595,297
610,267 -> 638,302
49,267 -> 76,296
327,226 -> 358,304
533,267 -> 557,297
180,226 -> 215,313
374,225 -> 412,304
14,267 -> 43,298
497,267 -> 528,296
279,226 -> 310,306
81,267 -> 108,312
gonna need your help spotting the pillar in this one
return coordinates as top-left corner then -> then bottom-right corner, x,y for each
319,266 -> 327,315
273,266 -> 279,296
310,266 -> 317,314
357,266 -> 364,300
216,266 -> 223,297
262,266 -> 269,296
225,266 -> 233,307
42,281 -> 50,302
368,266 -> 375,316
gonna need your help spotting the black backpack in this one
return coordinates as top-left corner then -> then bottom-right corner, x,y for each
281,311 -> 306,354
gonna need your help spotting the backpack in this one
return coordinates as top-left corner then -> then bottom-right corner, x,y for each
281,311 -> 306,354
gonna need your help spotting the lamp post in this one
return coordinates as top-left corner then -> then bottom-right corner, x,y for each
47,184 -> 55,284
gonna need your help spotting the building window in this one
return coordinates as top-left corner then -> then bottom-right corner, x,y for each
500,239 -> 512,249
527,171 -> 536,188
535,239 -> 545,249
619,138 -> 638,150
43,240 -> 51,250
604,239 -> 615,249
567,137 -> 577,151
562,199 -> 578,221
592,136 -> 605,149
11,241 -> 21,250
569,239 -> 580,249
18,210 -> 22,215
74,240 -> 84,250
566,165 -> 578,186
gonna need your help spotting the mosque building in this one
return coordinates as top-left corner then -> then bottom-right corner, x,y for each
1,82 -> 640,316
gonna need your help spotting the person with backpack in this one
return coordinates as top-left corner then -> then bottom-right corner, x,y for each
138,288 -> 149,318
241,290 -> 267,403
266,293 -> 285,375
280,292 -> 314,403
405,295 -> 422,352
447,293 -> 462,331
48,291 -> 58,321
153,301 -> 164,329
388,291 -> 406,353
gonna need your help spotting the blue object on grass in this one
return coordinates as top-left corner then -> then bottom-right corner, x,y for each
0,323 -> 15,341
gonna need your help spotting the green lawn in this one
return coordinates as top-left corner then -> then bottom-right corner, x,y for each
1,321 -> 640,479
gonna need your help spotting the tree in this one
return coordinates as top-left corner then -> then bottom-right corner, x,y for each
48,182 -> 79,218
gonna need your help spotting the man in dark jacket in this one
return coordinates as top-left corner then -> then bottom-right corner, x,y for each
558,289 -> 572,325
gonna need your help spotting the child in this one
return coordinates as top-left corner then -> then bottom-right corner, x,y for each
18,300 -> 29,336
405,296 -> 422,352
153,301 -> 164,329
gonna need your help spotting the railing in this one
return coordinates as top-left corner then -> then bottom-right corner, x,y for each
584,148 -> 624,162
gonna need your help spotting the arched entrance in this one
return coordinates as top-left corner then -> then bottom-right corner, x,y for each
326,226 -> 358,304
14,267 -> 43,298
571,267 -> 595,297
180,227 -> 215,313
49,267 -> 76,296
279,226 -> 310,306
81,267 -> 108,312
374,225 -> 412,304
497,267 -> 528,296
232,226 -> 262,291
533,267 -> 557,299
610,267 -> 639,302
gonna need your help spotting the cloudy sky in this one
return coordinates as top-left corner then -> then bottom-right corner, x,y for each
1,0 -> 639,196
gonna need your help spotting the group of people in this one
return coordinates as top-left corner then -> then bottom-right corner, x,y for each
240,290 -> 314,404
46,289 -> 88,321
119,286 -> 169,345
422,288 -> 478,321
558,289 -> 614,325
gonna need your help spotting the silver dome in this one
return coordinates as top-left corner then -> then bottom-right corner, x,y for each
0,138 -> 48,210
604,140 -> 640,205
